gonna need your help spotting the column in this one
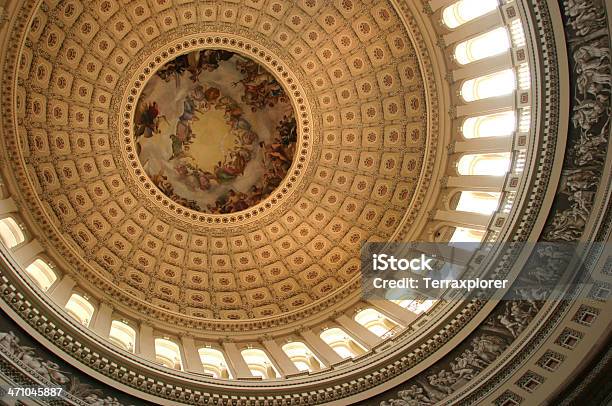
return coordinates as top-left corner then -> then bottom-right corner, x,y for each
408,242 -> 473,270
138,323 -> 156,362
262,339 -> 300,377
335,315 -> 380,349
12,239 -> 43,266
447,175 -> 505,191
366,299 -> 417,326
47,274 -> 75,307
300,329 -> 343,366
91,302 -> 113,338
456,95 -> 515,117
180,335 -> 205,374
222,342 -> 253,379
454,137 -> 512,154
0,198 -> 17,215
429,0 -> 456,12
453,54 -> 513,82
443,12 -> 502,45
434,210 -> 491,229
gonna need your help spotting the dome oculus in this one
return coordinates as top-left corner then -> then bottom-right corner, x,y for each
134,49 -> 297,214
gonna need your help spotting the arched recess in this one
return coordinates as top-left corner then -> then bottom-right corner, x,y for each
240,348 -> 279,379
454,191 -> 502,214
442,0 -> 499,28
457,153 -> 511,176
462,110 -> 516,139
64,293 -> 94,327
198,348 -> 232,379
454,27 -> 510,65
0,217 -> 24,248
108,321 -> 136,353
281,342 -> 323,372
24,259 -> 57,292
354,308 -> 400,337
154,338 -> 183,371
450,227 -> 486,243
320,328 -> 366,359
461,69 -> 516,102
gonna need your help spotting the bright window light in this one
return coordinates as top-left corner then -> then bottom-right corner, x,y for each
450,227 -> 486,244
282,342 -> 324,372
462,111 -> 516,138
65,293 -> 94,327
455,27 -> 510,65
461,69 -> 516,102
443,0 -> 499,29
457,153 -> 511,176
354,308 -> 399,337
241,348 -> 279,379
0,217 -> 25,248
25,259 -> 57,291
455,191 -> 502,215
109,321 -> 136,352
155,338 -> 183,370
199,348 -> 232,378
392,299 -> 437,314
320,328 -> 365,359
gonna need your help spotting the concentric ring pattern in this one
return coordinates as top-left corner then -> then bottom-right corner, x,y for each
11,0 -> 431,323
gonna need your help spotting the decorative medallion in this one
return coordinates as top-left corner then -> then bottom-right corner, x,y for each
134,49 -> 297,214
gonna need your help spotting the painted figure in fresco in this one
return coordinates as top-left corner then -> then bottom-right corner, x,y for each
134,101 -> 167,140
197,171 -> 215,191
192,85 -> 221,110
137,50 -> 297,214
213,154 -> 245,182
156,50 -> 234,84
156,55 -> 189,83
170,121 -> 193,161
234,56 -> 286,111
261,140 -> 292,179
200,49 -> 234,71
180,95 -> 202,122
278,115 -> 298,146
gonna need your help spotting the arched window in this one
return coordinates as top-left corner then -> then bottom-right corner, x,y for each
199,347 -> 232,378
240,348 -> 279,379
24,259 -> 57,291
450,227 -> 486,243
455,191 -> 501,215
392,299 -> 437,314
282,342 -> 323,372
354,308 -> 399,337
461,69 -> 516,102
442,0 -> 499,29
455,27 -> 510,65
319,328 -> 365,359
462,111 -> 516,139
108,321 -> 136,353
155,338 -> 183,370
65,293 -> 94,327
0,217 -> 25,248
457,153 -> 511,176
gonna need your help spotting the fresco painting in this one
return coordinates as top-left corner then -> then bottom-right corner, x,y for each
134,49 -> 297,214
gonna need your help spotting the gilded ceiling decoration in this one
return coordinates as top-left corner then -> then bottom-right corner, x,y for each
0,0 -> 610,405
5,0 -> 430,324
134,49 -> 297,214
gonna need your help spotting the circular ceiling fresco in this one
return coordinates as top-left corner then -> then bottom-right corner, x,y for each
0,0 -> 435,328
134,49 -> 297,214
